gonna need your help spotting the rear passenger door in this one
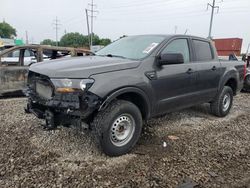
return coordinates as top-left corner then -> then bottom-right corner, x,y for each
192,39 -> 221,101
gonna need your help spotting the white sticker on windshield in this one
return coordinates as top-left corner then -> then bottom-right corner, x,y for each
143,43 -> 159,54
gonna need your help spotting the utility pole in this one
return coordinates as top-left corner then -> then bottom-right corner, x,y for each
85,9 -> 91,49
87,0 -> 98,50
90,0 -> 94,49
52,17 -> 60,46
25,31 -> 29,44
207,0 -> 220,39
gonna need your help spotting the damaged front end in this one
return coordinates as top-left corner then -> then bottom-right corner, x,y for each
25,71 -> 101,130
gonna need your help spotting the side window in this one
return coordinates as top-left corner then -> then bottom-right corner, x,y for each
161,39 -> 190,63
6,50 -> 20,58
1,50 -> 20,66
24,50 -> 31,57
29,50 -> 35,57
12,50 -> 20,57
193,40 -> 213,61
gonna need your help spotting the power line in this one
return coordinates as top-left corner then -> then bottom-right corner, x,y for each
61,0 -> 248,27
100,0 -> 240,17
102,0 -> 186,10
52,17 -> 61,46
207,0 -> 220,39
63,0 -> 200,20
98,11 -> 209,23
101,0 -> 204,15
99,5 -> 247,21
100,8 -> 207,21
104,0 -> 169,8
97,7 -> 249,23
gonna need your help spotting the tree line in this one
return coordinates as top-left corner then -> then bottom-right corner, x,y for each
41,33 -> 111,48
0,21 -> 111,48
0,22 -> 17,38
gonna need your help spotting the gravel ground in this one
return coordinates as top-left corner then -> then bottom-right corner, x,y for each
0,93 -> 250,188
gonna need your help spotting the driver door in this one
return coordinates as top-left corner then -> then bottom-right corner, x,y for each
151,38 -> 198,115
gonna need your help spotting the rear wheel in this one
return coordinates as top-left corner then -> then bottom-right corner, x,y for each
91,100 -> 142,156
210,86 -> 233,117
243,75 -> 250,91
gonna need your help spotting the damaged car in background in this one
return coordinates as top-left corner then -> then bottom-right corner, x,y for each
0,45 -> 92,96
25,35 -> 246,156
243,66 -> 250,91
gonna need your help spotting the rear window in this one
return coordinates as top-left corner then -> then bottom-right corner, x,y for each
193,40 -> 213,61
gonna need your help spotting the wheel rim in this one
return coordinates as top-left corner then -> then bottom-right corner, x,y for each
222,93 -> 231,112
110,114 -> 135,147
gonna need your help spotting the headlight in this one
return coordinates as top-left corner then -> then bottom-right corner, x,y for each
51,78 -> 95,93
61,79 -> 73,87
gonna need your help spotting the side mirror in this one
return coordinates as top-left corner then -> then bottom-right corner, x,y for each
158,53 -> 184,66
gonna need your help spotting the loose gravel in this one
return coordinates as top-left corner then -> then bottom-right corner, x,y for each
0,93 -> 250,188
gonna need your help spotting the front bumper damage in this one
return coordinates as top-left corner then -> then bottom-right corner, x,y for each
25,87 -> 101,130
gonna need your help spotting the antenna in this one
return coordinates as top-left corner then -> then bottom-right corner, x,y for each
184,29 -> 188,35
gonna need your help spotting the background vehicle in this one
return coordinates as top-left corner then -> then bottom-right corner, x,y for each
25,35 -> 246,156
1,49 -> 42,66
243,66 -> 250,91
0,45 -> 92,96
0,44 -> 15,52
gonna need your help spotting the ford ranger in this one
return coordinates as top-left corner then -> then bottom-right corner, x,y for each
25,35 -> 246,156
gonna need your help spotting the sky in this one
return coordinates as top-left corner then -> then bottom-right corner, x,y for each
1,0 -> 250,51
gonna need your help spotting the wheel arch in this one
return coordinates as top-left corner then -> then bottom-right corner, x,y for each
219,71 -> 238,96
224,78 -> 237,95
99,87 -> 151,120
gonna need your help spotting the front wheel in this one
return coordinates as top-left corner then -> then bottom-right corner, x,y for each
210,86 -> 233,117
91,100 -> 143,156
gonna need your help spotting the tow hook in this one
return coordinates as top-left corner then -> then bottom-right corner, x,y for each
44,110 -> 57,130
67,108 -> 73,114
24,103 -> 31,114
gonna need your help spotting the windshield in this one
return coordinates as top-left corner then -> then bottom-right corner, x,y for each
96,35 -> 165,60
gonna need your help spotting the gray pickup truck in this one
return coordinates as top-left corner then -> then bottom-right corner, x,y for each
25,35 -> 246,156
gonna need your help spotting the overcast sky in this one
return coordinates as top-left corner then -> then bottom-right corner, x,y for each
1,0 -> 250,51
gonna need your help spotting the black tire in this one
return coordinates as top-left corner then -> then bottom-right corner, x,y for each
91,100 -> 143,156
243,75 -> 250,92
210,86 -> 233,117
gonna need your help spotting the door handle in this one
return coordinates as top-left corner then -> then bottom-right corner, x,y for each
145,71 -> 157,80
211,66 -> 217,71
186,68 -> 195,74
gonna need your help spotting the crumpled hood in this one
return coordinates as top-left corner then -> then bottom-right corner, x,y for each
30,56 -> 140,78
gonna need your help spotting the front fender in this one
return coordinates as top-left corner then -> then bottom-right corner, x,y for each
99,87 -> 151,119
